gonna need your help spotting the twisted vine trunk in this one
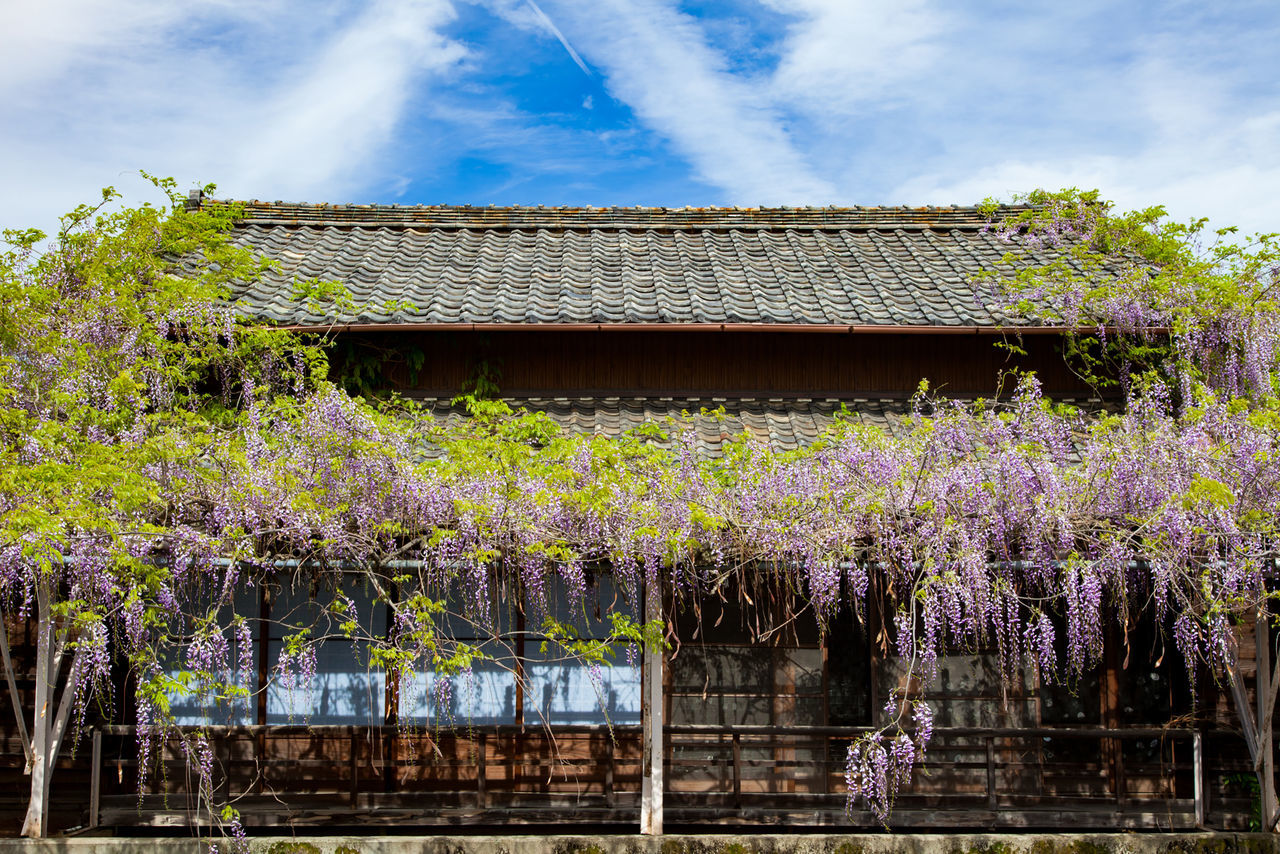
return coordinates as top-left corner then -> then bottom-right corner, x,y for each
8,582 -> 84,838
1227,610 -> 1280,832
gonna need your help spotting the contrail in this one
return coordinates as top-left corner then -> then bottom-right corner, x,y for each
525,0 -> 592,77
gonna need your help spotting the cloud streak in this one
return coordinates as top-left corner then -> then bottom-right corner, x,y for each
543,0 -> 834,205
523,0 -> 591,77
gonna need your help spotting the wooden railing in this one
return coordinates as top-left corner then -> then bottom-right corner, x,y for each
88,723 -> 644,829
664,725 -> 1244,829
67,724 -> 1254,832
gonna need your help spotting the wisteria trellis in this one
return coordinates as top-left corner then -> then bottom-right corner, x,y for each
1,183 -> 1278,836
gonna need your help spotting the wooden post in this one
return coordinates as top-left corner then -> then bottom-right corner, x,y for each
732,731 -> 742,810
384,729 -> 397,793
1193,730 -> 1204,829
1102,627 -> 1125,807
604,736 -> 616,810
640,577 -> 663,835
515,606 -> 526,727
1257,611 -> 1278,829
89,729 -> 101,829
477,731 -> 487,810
255,584 -> 269,795
1115,740 -> 1127,808
772,647 -> 796,794
986,735 -> 997,809
350,731 -> 359,806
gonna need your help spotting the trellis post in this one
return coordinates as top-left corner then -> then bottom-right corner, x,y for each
640,576 -> 663,835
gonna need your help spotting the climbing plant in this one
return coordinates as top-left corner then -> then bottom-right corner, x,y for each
1,183 -> 1278,836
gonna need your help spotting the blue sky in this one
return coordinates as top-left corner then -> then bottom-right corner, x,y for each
3,0 -> 1279,236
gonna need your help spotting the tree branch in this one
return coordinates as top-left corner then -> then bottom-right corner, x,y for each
0,611 -> 32,765
1227,660 -> 1259,763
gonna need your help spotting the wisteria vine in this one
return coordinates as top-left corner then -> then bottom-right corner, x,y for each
1,183 -> 1278,833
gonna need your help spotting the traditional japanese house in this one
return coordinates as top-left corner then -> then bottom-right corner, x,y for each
0,199 -> 1260,834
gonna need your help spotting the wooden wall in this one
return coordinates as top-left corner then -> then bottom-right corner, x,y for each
333,331 -> 1102,399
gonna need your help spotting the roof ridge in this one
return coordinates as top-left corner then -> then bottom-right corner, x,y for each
206,199 -> 1024,231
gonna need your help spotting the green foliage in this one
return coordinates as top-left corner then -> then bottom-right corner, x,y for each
4,181 -> 1279,833
982,187 -> 1280,404
266,842 -> 323,854
331,336 -> 427,398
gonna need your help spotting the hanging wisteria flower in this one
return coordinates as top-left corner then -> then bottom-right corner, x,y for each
3,181 -> 1280,838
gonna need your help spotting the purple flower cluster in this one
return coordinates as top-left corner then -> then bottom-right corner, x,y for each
6,193 -> 1280,829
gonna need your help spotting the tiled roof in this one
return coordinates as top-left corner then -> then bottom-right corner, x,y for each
420,396 -> 911,457
420,395 -> 1107,457
215,201 -> 1057,328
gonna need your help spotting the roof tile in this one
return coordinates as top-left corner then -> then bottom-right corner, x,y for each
217,202 -> 1051,328
411,396 -> 950,458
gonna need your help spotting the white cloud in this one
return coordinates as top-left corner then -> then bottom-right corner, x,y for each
0,0 -> 466,232
224,0 -> 467,200
541,0 -> 834,205
892,116 -> 1280,239
762,0 -> 943,117
890,30 -> 1280,237
0,0 -> 179,95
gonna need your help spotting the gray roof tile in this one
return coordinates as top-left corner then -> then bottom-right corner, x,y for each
216,202 -> 1048,328
414,396 -> 942,458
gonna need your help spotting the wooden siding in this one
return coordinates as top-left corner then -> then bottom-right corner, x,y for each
333,331 -> 1101,399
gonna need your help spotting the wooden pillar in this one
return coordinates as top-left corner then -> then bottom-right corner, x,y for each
640,576 -> 664,835
350,731 -> 360,806
1102,623 -> 1124,803
256,583 -> 270,726
1193,730 -> 1205,828
254,583 -> 270,794
772,646 -> 796,794
986,735 -> 997,809
89,730 -> 101,829
1257,610 -> 1278,828
514,605 -> 526,726
476,731 -> 488,809
732,732 -> 742,809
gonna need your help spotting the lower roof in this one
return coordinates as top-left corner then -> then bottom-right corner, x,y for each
415,395 -> 1103,458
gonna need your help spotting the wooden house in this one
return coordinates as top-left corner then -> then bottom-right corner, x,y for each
0,199 -> 1259,835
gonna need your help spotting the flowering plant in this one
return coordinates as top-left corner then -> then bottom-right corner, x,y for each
2,183 -> 1278,835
